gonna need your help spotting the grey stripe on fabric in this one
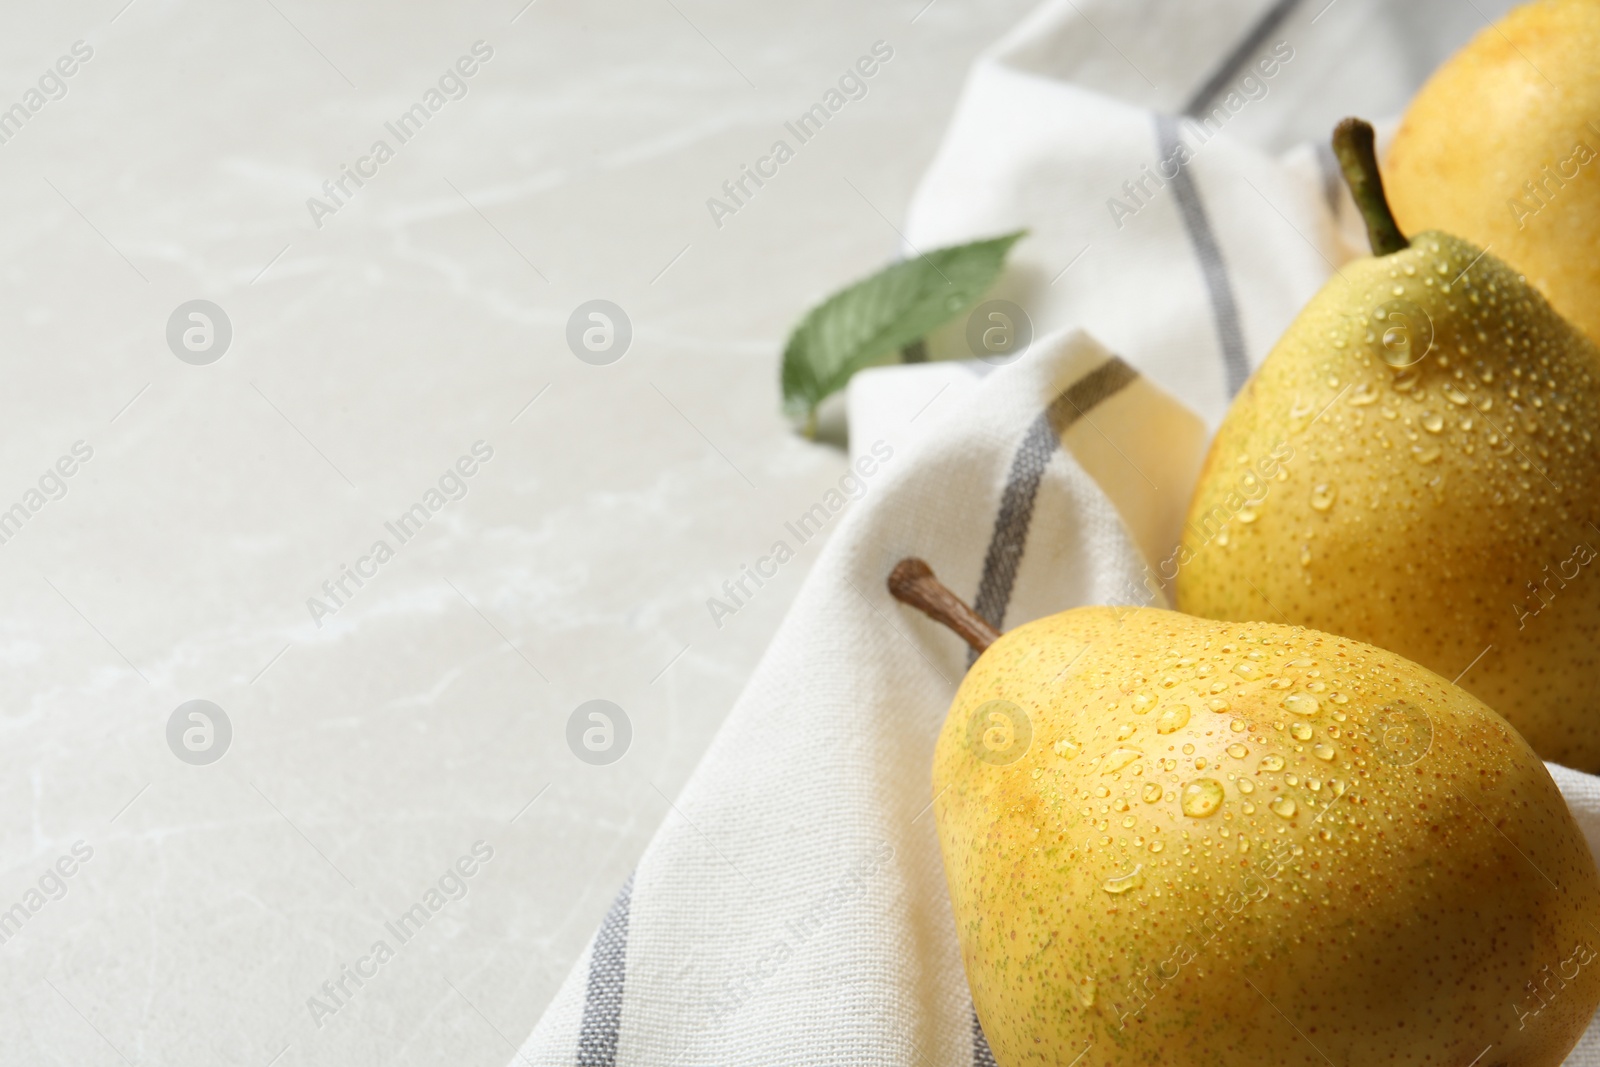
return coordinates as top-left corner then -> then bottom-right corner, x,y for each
577,873 -> 634,1067
969,356 -> 1140,662
1155,113 -> 1250,397
1163,0 -> 1307,397
1181,0 -> 1305,115
972,1005 -> 999,1067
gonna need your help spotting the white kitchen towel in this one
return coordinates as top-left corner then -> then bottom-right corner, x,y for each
514,0 -> 1600,1064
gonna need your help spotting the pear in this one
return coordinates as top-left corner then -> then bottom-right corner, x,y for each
889,560 -> 1600,1067
1385,0 -> 1600,344
1175,118 -> 1600,771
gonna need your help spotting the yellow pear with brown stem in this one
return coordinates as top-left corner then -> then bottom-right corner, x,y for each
1175,118 -> 1600,771
1385,0 -> 1600,344
889,560 -> 1600,1067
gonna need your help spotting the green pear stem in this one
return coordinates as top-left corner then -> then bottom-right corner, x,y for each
888,557 -> 1000,654
1333,117 -> 1409,256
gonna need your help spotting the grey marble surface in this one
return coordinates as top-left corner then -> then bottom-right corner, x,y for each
0,1 -> 1039,1064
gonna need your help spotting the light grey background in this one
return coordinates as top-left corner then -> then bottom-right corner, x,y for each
0,1 -> 1517,1065
0,2 -> 1039,1065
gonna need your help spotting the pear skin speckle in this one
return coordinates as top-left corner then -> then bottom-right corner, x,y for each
1175,232 -> 1600,771
932,608 -> 1600,1067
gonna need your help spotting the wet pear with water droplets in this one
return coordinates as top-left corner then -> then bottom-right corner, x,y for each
931,604 -> 1600,1067
1177,117 -> 1600,770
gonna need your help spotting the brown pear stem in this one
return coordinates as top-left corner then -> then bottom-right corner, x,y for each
1332,117 -> 1408,256
887,558 -> 1001,654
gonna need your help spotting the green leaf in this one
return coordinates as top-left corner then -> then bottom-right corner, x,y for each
780,230 -> 1026,433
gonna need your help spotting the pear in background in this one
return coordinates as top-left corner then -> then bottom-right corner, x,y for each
1386,0 -> 1600,343
1176,119 -> 1600,770
887,557 -> 1600,1067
